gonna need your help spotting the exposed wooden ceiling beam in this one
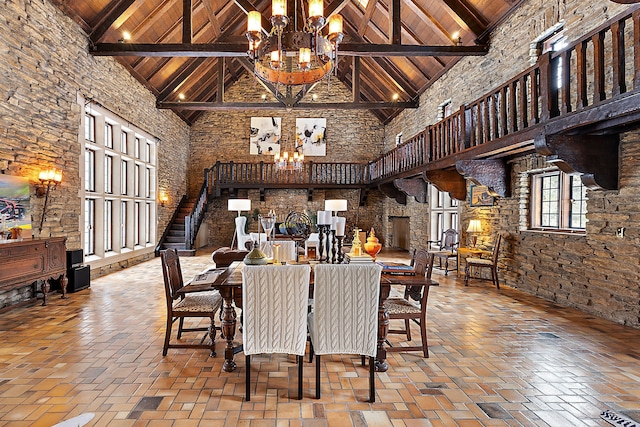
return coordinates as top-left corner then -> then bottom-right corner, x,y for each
203,0 -> 222,38
157,58 -> 207,100
90,0 -> 137,43
183,0 -> 192,43
358,0 -> 378,37
390,0 -> 401,44
440,0 -> 488,38
405,0 -> 455,45
157,100 -> 418,110
91,42 -> 488,57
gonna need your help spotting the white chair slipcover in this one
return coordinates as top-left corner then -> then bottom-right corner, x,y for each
308,263 -> 382,402
242,264 -> 311,400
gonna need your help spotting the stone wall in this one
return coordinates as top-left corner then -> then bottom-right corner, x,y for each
385,0 -> 638,326
0,0 -> 190,307
189,74 -> 386,248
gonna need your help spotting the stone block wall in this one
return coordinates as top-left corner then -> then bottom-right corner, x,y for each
0,0 -> 189,307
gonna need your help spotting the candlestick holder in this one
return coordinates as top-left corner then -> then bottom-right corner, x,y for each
336,235 -> 344,263
318,224 -> 326,262
325,227 -> 333,263
330,230 -> 337,263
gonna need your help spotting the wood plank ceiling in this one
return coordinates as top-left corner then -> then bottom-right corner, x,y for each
50,0 -> 523,125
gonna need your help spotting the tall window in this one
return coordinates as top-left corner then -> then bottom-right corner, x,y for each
530,170 -> 587,231
429,184 -> 459,241
81,101 -> 157,262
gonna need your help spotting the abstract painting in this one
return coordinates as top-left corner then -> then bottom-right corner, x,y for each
295,118 -> 326,156
0,175 -> 31,235
250,117 -> 281,155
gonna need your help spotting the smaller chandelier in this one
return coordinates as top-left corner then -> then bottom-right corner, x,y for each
246,0 -> 344,86
274,151 -> 304,171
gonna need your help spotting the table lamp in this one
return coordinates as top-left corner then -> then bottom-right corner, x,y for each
466,219 -> 482,247
228,199 -> 251,217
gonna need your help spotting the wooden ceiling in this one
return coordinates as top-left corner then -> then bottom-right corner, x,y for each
51,0 -> 523,125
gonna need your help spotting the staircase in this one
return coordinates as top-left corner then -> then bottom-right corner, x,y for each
156,198 -> 197,256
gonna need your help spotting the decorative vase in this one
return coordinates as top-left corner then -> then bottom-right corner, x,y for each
364,227 -> 382,260
243,241 -> 268,265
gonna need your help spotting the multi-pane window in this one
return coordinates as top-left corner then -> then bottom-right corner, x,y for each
530,170 -> 587,231
429,184 -> 459,241
81,101 -> 157,261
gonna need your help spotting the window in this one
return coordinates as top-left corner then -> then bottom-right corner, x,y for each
530,170 -> 586,231
81,101 -> 157,262
429,184 -> 459,241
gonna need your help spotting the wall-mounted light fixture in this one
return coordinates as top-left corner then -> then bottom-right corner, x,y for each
159,192 -> 169,207
35,168 -> 62,234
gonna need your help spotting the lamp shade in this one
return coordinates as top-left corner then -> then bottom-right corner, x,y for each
228,199 -> 251,213
325,199 -> 347,212
467,219 -> 482,233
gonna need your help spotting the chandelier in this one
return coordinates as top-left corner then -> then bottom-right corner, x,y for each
246,0 -> 344,87
274,151 -> 304,171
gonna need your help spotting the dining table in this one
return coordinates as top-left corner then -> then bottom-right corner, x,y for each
183,260 -> 437,373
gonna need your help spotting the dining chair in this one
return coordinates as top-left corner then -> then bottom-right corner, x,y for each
385,249 -> 438,357
465,234 -> 502,289
429,228 -> 459,275
308,263 -> 382,402
160,248 -> 222,357
235,216 -> 254,250
242,264 -> 311,401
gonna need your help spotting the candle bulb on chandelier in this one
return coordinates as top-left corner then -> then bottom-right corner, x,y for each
272,0 -> 286,17
309,0 -> 323,19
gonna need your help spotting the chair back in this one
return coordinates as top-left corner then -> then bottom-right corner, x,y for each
492,234 -> 502,264
311,263 -> 382,357
235,216 -> 252,249
439,229 -> 459,251
413,249 -> 435,279
242,264 -> 311,356
160,248 -> 184,302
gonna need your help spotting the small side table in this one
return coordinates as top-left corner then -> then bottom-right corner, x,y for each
457,247 -> 487,275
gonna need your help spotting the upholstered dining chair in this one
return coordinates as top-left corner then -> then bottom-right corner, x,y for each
160,248 -> 222,357
465,234 -> 502,289
429,228 -> 459,275
234,216 -> 254,250
308,263 -> 382,402
242,264 -> 311,401
385,249 -> 438,357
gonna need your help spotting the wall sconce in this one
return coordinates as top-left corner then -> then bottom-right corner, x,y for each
35,169 -> 62,198
159,192 -> 169,207
35,168 -> 62,234
466,219 -> 483,247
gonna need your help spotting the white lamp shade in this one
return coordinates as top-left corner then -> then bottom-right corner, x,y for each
325,199 -> 347,212
228,199 -> 251,212
467,219 -> 482,233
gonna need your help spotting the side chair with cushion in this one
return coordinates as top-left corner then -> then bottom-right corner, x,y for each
429,228 -> 459,275
308,263 -> 382,402
160,248 -> 222,357
235,216 -> 254,250
242,264 -> 311,401
465,234 -> 502,289
385,249 -> 438,358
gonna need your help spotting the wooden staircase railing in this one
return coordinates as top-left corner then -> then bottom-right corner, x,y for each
185,176 -> 209,251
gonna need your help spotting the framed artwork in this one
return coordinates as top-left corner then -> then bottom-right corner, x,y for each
295,118 -> 326,156
469,184 -> 494,207
250,117 -> 281,155
0,175 -> 31,234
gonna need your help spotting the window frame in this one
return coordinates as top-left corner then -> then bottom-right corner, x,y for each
530,169 -> 587,232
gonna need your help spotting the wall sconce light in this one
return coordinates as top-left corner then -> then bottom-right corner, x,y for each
35,168 -> 62,234
466,219 -> 483,247
36,169 -> 62,198
159,192 -> 169,207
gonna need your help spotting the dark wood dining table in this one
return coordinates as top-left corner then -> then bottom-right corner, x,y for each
184,261 -> 438,373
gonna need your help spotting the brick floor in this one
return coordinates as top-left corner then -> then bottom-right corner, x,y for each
1,248 -> 639,426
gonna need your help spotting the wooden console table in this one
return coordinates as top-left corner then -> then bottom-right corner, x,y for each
0,237 -> 68,307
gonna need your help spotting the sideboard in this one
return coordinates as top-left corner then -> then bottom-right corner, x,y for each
0,237 -> 68,307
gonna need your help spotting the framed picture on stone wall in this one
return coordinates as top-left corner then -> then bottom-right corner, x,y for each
469,184 -> 494,207
250,117 -> 281,155
295,118 -> 326,156
0,175 -> 32,237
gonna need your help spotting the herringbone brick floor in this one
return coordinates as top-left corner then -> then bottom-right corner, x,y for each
1,248 -> 639,426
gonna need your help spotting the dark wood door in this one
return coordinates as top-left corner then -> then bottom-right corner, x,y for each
391,217 -> 410,250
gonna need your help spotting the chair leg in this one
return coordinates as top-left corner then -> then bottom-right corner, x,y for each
464,264 -> 470,286
163,314 -> 173,356
444,259 -> 449,275
309,342 -> 315,363
315,355 -> 321,399
420,319 -> 429,358
369,356 -> 375,403
297,355 -> 303,400
493,267 -> 500,289
177,317 -> 185,339
245,355 -> 251,402
405,319 -> 412,341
